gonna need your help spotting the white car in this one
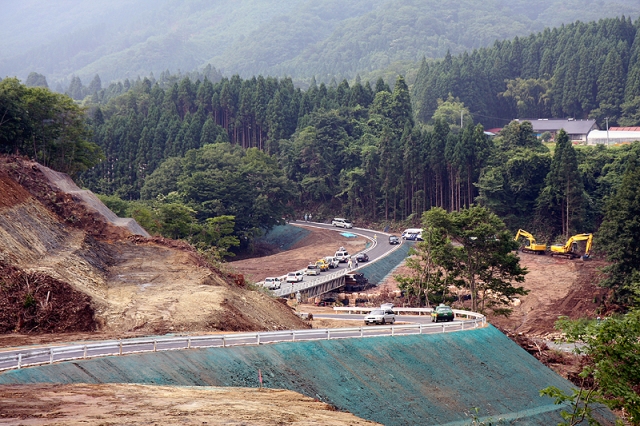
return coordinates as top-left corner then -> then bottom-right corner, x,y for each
324,256 -> 340,268
286,271 -> 304,283
261,277 -> 282,290
305,264 -> 321,276
364,306 -> 396,325
331,218 -> 353,228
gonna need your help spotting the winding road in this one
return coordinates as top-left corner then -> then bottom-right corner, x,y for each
273,220 -> 404,297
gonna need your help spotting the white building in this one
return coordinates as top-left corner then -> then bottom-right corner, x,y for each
587,127 -> 640,145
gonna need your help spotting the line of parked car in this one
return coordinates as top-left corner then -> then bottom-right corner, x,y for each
257,246 -> 371,290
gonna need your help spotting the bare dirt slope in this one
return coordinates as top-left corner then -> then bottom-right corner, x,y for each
0,383 -> 380,425
0,156 -> 306,344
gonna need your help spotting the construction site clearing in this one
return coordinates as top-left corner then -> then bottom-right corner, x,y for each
0,155 -> 617,424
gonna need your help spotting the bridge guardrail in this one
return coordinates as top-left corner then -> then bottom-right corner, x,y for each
333,307 -> 485,321
0,311 -> 485,372
272,222 -> 406,297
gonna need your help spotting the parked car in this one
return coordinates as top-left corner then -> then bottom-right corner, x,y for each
261,277 -> 282,290
364,305 -> 396,325
331,218 -> 353,228
389,235 -> 400,245
286,271 -> 304,283
354,252 -> 369,262
305,264 -> 321,276
324,256 -> 340,268
315,259 -> 330,271
431,304 -> 454,322
335,251 -> 350,262
404,233 -> 419,241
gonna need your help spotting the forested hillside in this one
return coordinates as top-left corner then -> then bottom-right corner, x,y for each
413,17 -> 640,128
3,16 -> 640,259
2,0 -> 639,88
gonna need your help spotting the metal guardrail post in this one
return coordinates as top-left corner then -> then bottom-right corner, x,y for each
327,330 -> 330,340
83,345 -> 87,359
222,336 -> 226,347
292,331 -> 295,342
360,327 -> 363,337
119,339 -> 123,355
50,348 -> 54,364
257,333 -> 261,345
188,337 -> 191,349
392,326 -> 395,336
18,353 -> 21,369
153,340 -> 157,352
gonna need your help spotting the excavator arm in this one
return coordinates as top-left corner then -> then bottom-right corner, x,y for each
550,233 -> 593,259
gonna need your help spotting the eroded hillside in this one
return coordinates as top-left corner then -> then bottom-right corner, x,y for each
0,156 -> 306,338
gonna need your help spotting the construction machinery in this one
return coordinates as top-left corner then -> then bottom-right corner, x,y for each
549,233 -> 593,259
514,229 -> 547,255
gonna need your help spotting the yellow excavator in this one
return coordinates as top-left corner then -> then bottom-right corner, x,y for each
514,229 -> 547,255
549,233 -> 593,260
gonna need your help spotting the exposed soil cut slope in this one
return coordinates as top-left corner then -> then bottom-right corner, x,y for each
0,156 -> 307,341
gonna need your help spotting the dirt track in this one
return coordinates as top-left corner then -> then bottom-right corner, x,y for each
0,383 -> 380,425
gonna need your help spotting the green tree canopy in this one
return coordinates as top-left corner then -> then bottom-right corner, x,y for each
596,147 -> 640,304
422,206 -> 528,314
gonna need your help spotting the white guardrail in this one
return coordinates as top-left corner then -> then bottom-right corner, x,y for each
0,309 -> 485,372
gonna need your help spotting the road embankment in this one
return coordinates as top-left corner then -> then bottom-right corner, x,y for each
0,326 -> 616,425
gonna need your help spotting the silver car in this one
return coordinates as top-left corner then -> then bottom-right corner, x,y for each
364,308 -> 396,325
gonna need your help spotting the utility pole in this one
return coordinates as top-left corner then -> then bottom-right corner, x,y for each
460,110 -> 463,128
605,117 -> 610,146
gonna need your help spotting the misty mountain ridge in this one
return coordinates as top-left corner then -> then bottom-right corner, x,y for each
1,0 -> 639,87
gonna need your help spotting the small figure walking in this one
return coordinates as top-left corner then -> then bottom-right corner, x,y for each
304,213 -> 308,222
308,214 -> 312,221
354,258 -> 359,268
347,258 -> 353,270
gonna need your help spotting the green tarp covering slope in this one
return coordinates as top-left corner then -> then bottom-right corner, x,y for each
0,326 -> 615,425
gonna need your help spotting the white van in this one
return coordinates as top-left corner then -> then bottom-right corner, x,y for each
402,228 -> 423,239
334,251 -> 350,262
331,218 -> 353,229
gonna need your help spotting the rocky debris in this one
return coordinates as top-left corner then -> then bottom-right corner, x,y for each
0,262 -> 96,334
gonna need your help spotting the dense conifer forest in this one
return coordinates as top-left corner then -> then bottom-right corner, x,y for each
1,16 -> 639,257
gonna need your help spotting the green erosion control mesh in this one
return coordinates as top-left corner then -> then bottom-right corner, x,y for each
0,327 -> 616,425
359,241 -> 412,285
257,224 -> 310,251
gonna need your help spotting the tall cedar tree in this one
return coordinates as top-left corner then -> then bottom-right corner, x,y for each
423,206 -> 528,314
597,148 -> 640,304
536,129 -> 584,239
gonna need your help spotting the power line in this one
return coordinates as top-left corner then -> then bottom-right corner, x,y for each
468,111 -> 514,123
